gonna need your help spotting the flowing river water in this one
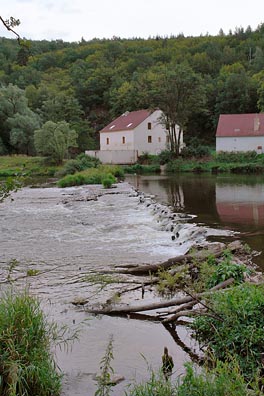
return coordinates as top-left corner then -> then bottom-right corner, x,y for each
0,173 -> 263,395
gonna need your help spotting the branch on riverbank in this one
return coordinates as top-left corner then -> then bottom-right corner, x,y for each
113,242 -> 232,276
84,278 -> 235,317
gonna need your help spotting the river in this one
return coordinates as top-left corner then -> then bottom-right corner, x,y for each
0,173 -> 263,395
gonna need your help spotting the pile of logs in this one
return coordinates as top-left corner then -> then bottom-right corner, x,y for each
82,240 -> 262,324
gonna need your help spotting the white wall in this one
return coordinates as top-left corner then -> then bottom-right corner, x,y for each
100,129 -> 134,151
216,136 -> 264,153
85,150 -> 137,164
133,110 -> 168,155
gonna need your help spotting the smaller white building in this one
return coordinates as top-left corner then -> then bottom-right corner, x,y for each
86,109 -> 183,164
216,113 -> 264,153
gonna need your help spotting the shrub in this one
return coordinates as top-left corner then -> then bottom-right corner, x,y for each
57,165 -> 120,187
158,150 -> 177,164
0,291 -> 62,396
214,151 -> 258,163
56,153 -> 100,177
192,283 -> 264,380
102,174 -> 116,188
181,144 -> 211,158
206,250 -> 250,288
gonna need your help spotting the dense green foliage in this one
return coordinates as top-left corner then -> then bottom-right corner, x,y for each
57,165 -> 122,187
0,291 -> 62,396
1,24 -> 264,156
34,120 -> 77,164
192,283 -> 264,380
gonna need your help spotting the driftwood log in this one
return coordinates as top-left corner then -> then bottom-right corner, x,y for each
85,278 -> 234,316
113,243 -> 227,276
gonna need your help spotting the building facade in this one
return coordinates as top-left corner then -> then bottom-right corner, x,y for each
216,113 -> 264,153
86,109 -> 183,164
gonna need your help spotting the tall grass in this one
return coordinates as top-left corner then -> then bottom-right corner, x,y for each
0,291 -> 62,396
126,361 -> 256,396
176,361 -> 253,396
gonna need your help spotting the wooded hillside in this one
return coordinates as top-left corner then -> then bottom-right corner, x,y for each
1,24 -> 264,155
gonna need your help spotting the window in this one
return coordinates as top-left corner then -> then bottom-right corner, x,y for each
122,136 -> 126,144
158,137 -> 161,143
148,122 -> 152,130
148,135 -> 152,143
106,137 -> 110,145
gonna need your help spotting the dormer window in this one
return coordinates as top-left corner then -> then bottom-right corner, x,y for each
126,123 -> 133,128
110,125 -> 115,130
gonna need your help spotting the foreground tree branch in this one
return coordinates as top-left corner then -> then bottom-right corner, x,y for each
0,16 -> 21,41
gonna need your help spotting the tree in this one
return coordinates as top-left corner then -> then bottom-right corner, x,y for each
34,121 -> 77,164
150,63 -> 206,155
7,111 -> 40,155
0,83 -> 40,153
215,63 -> 258,116
41,93 -> 83,124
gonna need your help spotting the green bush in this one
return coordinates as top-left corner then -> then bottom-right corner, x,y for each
206,250 -> 250,288
181,144 -> 211,158
56,153 -> 100,177
57,165 -> 120,187
0,291 -> 62,396
102,174 -> 116,188
214,151 -> 258,163
192,283 -> 264,380
158,150 -> 177,164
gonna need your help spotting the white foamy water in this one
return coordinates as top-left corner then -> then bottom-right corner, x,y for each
0,182 -> 232,395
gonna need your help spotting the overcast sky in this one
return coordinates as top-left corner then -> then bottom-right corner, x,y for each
1,0 -> 263,42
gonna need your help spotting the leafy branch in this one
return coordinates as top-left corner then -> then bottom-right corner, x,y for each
0,15 -> 21,42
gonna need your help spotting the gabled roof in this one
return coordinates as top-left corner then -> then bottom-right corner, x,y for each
100,110 -> 152,133
216,113 -> 264,137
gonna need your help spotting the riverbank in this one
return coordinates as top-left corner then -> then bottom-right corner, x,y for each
123,151 -> 264,175
2,152 -> 264,181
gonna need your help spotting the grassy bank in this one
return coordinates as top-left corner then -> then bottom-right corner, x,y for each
0,155 -> 61,177
121,150 -> 264,175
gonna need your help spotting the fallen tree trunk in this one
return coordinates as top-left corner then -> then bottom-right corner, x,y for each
85,278 -> 234,315
114,244 -> 226,276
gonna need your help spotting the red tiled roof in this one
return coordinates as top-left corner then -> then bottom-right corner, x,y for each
100,110 -> 152,133
216,113 -> 264,137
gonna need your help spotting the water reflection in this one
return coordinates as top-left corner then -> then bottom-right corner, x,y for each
126,173 -> 264,268
216,183 -> 264,226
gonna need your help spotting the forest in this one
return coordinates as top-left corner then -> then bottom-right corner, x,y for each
0,23 -> 264,158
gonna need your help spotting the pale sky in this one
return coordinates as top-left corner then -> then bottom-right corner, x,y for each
0,0 -> 263,42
